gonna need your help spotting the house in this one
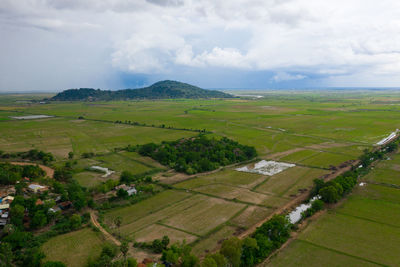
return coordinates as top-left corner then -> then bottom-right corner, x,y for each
58,201 -> 72,210
0,204 -> 9,210
127,187 -> 137,196
28,183 -> 49,194
3,196 -> 14,204
35,199 -> 44,206
114,184 -> 137,196
49,206 -> 61,213
0,219 -> 7,226
1,212 -> 8,219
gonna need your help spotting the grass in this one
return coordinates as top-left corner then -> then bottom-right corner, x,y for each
3,92 -> 400,262
255,166 -> 329,197
299,212 -> 400,266
174,169 -> 266,190
266,240 -> 379,267
41,228 -> 105,267
191,226 -> 238,257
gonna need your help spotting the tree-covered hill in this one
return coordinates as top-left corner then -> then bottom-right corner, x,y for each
51,80 -> 233,101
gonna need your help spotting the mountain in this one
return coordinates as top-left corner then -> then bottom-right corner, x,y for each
51,80 -> 233,101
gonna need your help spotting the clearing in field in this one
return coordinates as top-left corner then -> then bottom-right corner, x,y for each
42,228 -> 105,267
236,160 -> 295,176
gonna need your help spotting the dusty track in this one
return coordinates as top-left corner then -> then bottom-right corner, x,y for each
90,211 -> 121,246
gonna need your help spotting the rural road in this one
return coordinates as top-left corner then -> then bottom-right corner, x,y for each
90,211 -> 121,246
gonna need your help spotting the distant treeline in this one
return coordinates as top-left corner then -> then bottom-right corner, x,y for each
114,120 -> 209,133
51,80 -> 233,101
137,135 -> 257,174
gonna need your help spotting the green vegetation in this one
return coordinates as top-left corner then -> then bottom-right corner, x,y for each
51,80 -> 232,101
0,162 -> 45,184
138,135 -> 257,174
2,91 -> 400,266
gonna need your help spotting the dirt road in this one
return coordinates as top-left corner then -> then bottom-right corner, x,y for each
90,211 -> 121,246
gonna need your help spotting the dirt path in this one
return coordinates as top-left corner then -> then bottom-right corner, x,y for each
90,211 -> 121,246
10,161 -> 54,178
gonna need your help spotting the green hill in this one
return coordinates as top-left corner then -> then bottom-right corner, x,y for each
51,80 -> 233,101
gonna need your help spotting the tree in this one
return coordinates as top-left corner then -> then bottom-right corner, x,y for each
114,216 -> 122,235
220,237 -> 242,267
162,235 -> 170,249
68,151 -> 74,159
120,241 -> 129,260
319,186 -> 340,203
241,237 -> 258,266
182,254 -> 200,267
152,239 -> 164,253
43,261 -> 67,267
117,188 -> 129,199
0,242 -> 13,267
70,214 -> 82,230
31,210 -> 47,229
202,257 -> 217,267
10,204 -> 25,227
127,258 -> 138,267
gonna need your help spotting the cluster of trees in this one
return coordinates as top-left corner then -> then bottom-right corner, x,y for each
201,215 -> 291,267
87,243 -> 138,267
134,235 -> 170,253
0,162 -> 45,184
115,120 -> 208,133
0,211 -> 88,267
138,135 -> 257,174
161,242 -> 199,267
301,199 -> 324,219
0,149 -> 55,165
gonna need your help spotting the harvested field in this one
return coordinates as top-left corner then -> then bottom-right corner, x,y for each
134,224 -> 197,244
191,226 -> 238,257
230,206 -> 273,229
255,166 -> 329,197
42,228 -> 105,267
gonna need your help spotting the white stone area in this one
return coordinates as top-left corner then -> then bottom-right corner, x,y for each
10,115 -> 54,120
288,196 -> 321,224
90,166 -> 115,178
236,160 -> 295,176
376,129 -> 399,145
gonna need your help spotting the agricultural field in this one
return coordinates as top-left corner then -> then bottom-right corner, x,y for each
41,228 -> 106,267
1,91 -> 400,263
266,152 -> 400,266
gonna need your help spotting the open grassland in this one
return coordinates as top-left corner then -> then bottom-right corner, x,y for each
42,228 -> 105,267
265,240 -> 379,267
0,117 -> 194,158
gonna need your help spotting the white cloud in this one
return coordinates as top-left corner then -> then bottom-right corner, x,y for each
272,72 -> 306,82
2,0 -> 400,90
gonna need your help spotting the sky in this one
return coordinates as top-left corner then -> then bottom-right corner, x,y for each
1,0 -> 400,92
